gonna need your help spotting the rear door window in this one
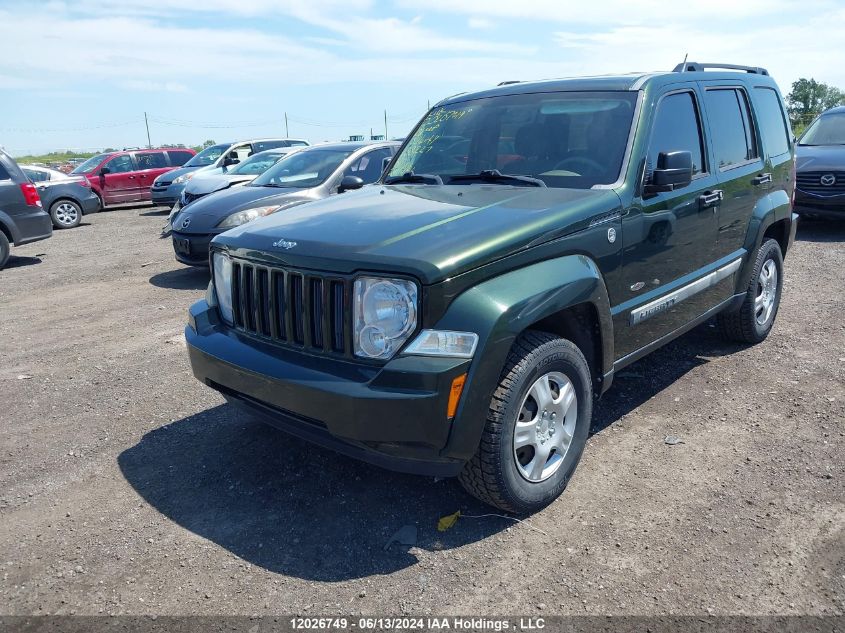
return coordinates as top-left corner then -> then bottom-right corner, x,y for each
704,88 -> 759,169
167,150 -> 194,166
345,148 -> 393,183
0,163 -> 11,180
753,88 -> 791,157
647,91 -> 706,178
23,168 -> 49,182
135,152 -> 168,170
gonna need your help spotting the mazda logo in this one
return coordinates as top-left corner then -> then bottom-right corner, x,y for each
820,173 -> 836,186
181,218 -> 190,229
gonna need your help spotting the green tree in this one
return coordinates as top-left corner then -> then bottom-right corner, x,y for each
786,78 -> 845,130
202,139 -> 216,148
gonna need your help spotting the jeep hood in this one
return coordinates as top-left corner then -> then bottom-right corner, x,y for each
796,144 -> 845,171
214,184 -> 621,283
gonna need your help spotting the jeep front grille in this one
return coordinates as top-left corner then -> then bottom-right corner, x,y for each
796,171 -> 845,195
229,259 -> 351,356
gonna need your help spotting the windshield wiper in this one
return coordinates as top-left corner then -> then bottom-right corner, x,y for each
384,171 -> 443,185
448,169 -> 546,187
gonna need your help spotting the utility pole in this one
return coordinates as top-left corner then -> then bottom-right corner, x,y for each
384,110 -> 388,140
144,112 -> 151,148
284,112 -> 289,138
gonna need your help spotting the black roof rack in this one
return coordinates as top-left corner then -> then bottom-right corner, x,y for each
673,62 -> 769,76
497,80 -> 521,86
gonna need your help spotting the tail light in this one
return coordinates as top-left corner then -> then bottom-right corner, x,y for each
20,183 -> 42,208
72,176 -> 91,188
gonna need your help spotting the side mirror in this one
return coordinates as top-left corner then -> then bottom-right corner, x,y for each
99,167 -> 110,175
381,156 -> 392,176
645,150 -> 692,196
338,175 -> 364,193
223,156 -> 240,167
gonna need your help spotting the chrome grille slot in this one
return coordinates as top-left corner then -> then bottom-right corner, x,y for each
796,171 -> 845,194
229,259 -> 349,356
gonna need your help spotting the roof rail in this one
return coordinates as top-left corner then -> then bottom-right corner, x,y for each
673,62 -> 769,76
498,80 -> 520,86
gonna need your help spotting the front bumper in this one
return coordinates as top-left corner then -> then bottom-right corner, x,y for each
171,230 -> 215,266
151,182 -> 186,206
186,300 -> 469,476
793,190 -> 845,219
14,209 -> 53,246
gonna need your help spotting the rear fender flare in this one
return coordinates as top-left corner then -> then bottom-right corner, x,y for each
738,189 -> 791,291
0,210 -> 21,244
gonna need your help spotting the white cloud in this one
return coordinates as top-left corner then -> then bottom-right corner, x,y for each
468,17 -> 495,30
120,80 -> 189,93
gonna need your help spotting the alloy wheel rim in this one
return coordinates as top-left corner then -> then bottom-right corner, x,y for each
55,203 -> 79,226
754,259 -> 778,326
513,371 -> 578,483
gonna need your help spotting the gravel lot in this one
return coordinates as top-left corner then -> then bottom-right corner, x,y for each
0,206 -> 843,617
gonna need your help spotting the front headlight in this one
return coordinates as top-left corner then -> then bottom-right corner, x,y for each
353,277 -> 418,360
212,252 -> 234,324
173,172 -> 195,185
216,205 -> 281,229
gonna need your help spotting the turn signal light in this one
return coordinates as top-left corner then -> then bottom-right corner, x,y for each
19,183 -> 42,208
447,373 -> 467,419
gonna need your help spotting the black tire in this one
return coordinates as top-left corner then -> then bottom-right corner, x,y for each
0,231 -> 9,270
49,199 -> 83,229
459,331 -> 592,514
718,238 -> 783,344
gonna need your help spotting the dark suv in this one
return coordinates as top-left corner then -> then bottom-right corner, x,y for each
0,150 -> 52,269
186,63 -> 797,513
794,105 -> 845,219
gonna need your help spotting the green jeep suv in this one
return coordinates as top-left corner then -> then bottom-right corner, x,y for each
186,62 -> 797,513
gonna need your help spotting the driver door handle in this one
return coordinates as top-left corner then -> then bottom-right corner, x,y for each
699,189 -> 723,209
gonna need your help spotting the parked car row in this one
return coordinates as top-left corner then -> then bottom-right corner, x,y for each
167,140 -> 397,266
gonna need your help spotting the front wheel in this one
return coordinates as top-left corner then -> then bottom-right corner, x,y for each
50,200 -> 82,229
459,331 -> 592,514
717,238 -> 783,344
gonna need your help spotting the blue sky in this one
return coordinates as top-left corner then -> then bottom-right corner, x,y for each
2,0 -> 844,156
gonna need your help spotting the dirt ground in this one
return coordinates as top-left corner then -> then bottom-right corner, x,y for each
0,206 -> 843,617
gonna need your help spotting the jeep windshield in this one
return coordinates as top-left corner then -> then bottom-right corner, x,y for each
387,91 -> 638,189
799,112 -> 845,146
250,149 -> 353,189
183,144 -> 230,167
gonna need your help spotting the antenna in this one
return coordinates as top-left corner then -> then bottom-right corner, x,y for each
679,53 -> 688,72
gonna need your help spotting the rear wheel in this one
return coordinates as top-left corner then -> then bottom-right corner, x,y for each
459,331 -> 592,514
718,238 -> 783,343
50,199 -> 82,229
0,231 -> 9,269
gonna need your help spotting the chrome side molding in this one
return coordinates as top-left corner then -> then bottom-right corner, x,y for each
630,258 -> 742,326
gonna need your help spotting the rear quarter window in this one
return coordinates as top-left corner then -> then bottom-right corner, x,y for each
753,88 -> 792,157
0,163 -> 10,180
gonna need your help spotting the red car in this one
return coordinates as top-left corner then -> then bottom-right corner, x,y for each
70,148 -> 196,206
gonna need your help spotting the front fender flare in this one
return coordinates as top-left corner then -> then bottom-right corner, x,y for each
432,254 -> 613,461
